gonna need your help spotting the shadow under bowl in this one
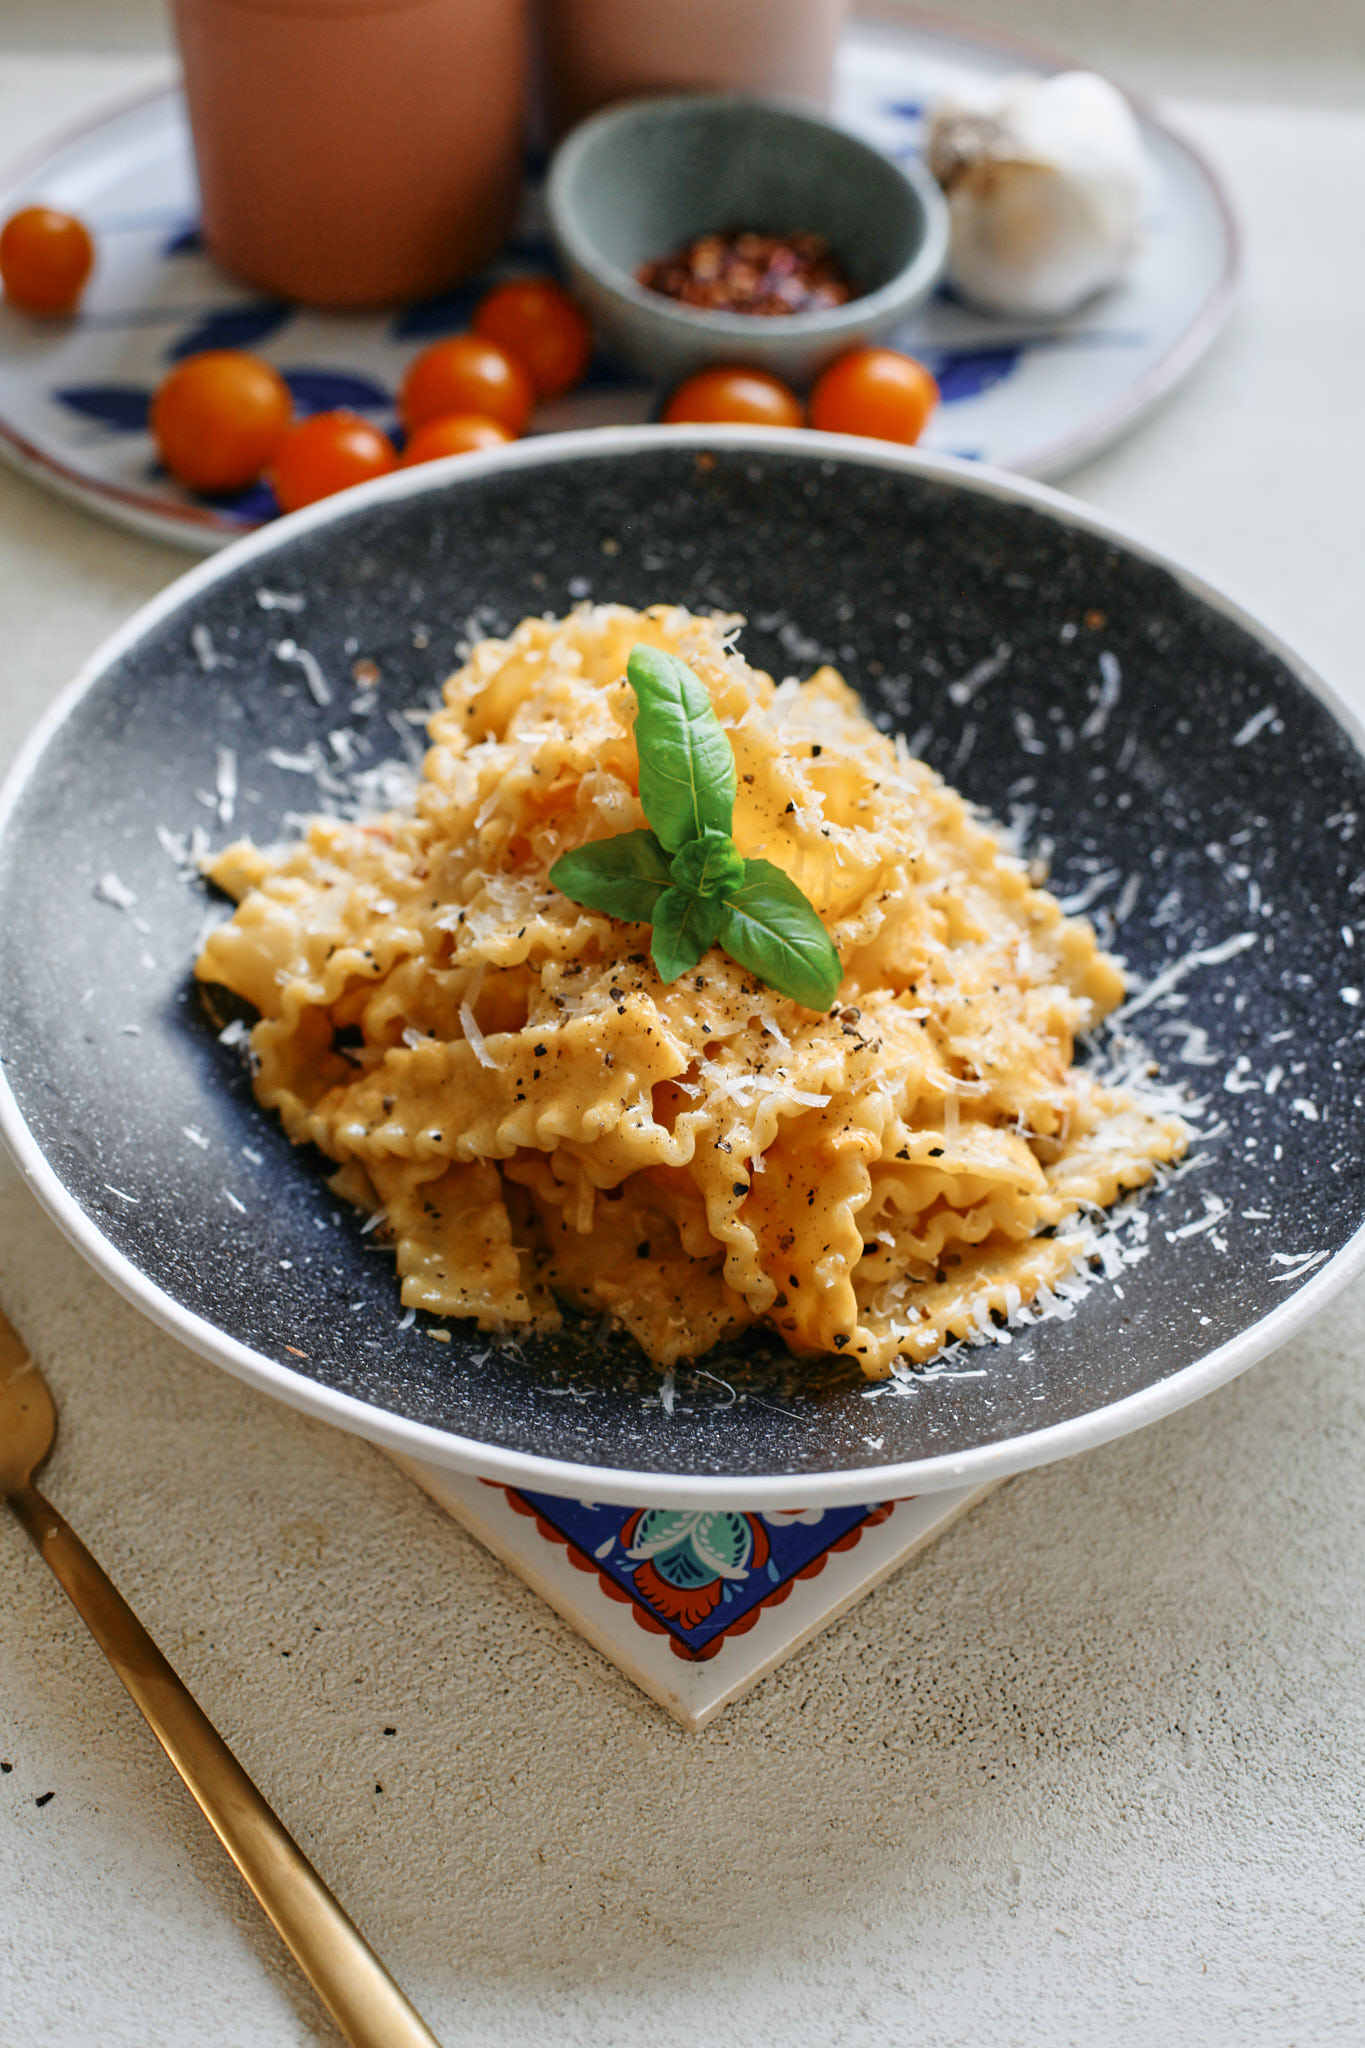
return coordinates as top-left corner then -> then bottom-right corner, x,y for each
546,93 -> 949,387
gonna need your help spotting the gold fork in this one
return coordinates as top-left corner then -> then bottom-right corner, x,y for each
0,1307 -> 442,2048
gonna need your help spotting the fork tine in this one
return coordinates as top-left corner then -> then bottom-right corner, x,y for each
0,1310 -> 58,1488
1,1307 -> 32,1382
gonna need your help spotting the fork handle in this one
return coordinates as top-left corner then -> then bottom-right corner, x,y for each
8,1480 -> 442,2048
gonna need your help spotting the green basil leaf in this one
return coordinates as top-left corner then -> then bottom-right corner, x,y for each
716,859 -> 844,1011
549,829 -> 672,924
650,887 -> 723,982
627,644 -> 736,854
669,829 -> 746,900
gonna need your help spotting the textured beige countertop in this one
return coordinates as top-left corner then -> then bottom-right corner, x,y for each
1,50 -> 1363,2048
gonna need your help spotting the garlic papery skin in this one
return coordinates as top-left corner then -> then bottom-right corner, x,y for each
927,71 -> 1147,320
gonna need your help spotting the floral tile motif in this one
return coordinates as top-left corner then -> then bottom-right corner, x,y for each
504,1488 -> 895,1661
397,1458 -> 993,1727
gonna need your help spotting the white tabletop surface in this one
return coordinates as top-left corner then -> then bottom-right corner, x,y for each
2,50 -> 1364,2048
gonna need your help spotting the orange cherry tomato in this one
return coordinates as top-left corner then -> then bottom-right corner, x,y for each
0,205 -> 95,314
473,278 -> 593,400
151,350 -> 293,494
809,347 -> 939,445
400,335 -> 534,436
270,411 -> 396,513
662,366 -> 804,429
399,413 -> 516,467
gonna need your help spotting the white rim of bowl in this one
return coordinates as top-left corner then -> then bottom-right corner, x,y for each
1,424 -> 1357,1509
545,91 -> 951,342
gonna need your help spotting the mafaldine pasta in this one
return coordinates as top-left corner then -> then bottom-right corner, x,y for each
196,605 -> 1186,1377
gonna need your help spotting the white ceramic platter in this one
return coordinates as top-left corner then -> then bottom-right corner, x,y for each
0,14 -> 1237,551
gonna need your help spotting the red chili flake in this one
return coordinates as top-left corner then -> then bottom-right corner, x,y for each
637,230 -> 857,317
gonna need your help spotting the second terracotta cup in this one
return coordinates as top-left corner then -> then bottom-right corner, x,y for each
173,0 -> 529,309
543,0 -> 848,135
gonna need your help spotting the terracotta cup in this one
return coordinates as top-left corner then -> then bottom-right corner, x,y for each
172,0 -> 529,310
543,0 -> 849,134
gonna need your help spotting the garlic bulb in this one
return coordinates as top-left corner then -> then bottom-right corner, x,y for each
926,71 -> 1146,320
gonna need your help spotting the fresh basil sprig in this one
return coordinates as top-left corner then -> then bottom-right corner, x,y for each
549,645 -> 843,1010
630,644 -> 737,853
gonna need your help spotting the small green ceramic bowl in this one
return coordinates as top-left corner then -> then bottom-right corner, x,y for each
545,94 -> 949,389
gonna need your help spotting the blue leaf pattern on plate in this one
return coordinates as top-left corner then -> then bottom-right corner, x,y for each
53,384 -> 152,430
281,368 -> 392,413
163,222 -> 204,257
577,356 -> 648,394
144,456 -> 275,520
502,234 -> 562,271
930,347 -> 1023,403
167,302 -> 293,359
389,284 -> 485,341
213,477 -> 279,522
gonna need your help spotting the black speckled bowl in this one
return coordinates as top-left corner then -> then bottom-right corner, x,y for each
2,428 -> 1362,1507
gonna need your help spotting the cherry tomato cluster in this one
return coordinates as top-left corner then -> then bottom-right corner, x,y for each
3,201 -> 939,512
147,279 -> 595,512
663,350 -> 940,446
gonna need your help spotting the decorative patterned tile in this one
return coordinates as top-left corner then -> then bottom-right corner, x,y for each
392,1459 -> 995,1728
